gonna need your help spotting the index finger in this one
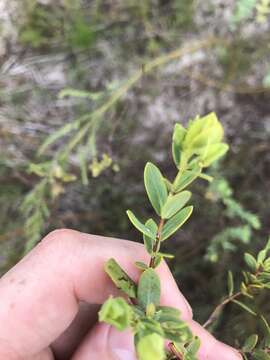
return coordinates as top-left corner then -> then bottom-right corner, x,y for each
0,229 -> 192,358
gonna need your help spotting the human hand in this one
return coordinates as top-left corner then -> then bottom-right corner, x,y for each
0,229 -> 242,360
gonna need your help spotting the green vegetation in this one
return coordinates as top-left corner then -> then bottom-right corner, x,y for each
19,1 -> 97,49
100,113 -> 228,359
205,175 -> 261,263
99,114 -> 270,359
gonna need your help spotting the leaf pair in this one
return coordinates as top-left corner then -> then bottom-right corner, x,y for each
105,259 -> 161,309
102,254 -> 198,359
127,206 -> 193,243
144,162 -> 192,217
161,191 -> 191,219
127,162 -> 193,245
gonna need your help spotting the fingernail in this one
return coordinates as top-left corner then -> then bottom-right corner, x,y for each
108,326 -> 137,360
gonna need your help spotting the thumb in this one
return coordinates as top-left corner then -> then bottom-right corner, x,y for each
71,322 -> 137,360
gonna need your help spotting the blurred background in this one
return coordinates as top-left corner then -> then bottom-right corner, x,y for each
0,0 -> 270,349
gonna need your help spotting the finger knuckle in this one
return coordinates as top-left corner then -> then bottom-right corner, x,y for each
39,228 -> 79,252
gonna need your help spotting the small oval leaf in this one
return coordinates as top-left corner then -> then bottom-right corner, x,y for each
99,296 -> 132,331
201,143 -> 229,167
244,253 -> 258,272
232,299 -> 257,316
137,268 -> 161,308
137,333 -> 165,360
173,167 -> 201,192
144,163 -> 168,216
253,349 -> 270,360
172,123 -> 186,167
242,334 -> 258,352
227,270 -> 234,296
135,261 -> 149,271
143,219 -> 158,254
105,258 -> 137,298
161,191 -> 191,219
161,206 -> 193,241
126,210 -> 156,240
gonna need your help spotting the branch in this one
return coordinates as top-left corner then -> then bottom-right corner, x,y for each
149,218 -> 165,268
203,291 -> 241,328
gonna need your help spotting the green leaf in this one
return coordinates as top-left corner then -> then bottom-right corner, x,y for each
99,297 -> 132,331
172,123 -> 186,167
242,334 -> 258,352
157,252 -> 174,259
105,258 -> 137,298
227,270 -> 234,296
184,112 -> 224,149
244,253 -> 258,272
164,178 -> 173,192
257,271 -> 270,283
186,336 -> 201,355
135,261 -> 149,271
156,306 -> 181,322
126,210 -> 156,240
38,121 -> 80,155
146,303 -> 156,317
161,206 -> 193,241
253,349 -> 270,360
78,146 -> 89,186
232,0 -> 257,23
198,172 -> 214,182
161,317 -> 188,331
161,191 -> 191,219
261,315 -> 270,347
139,317 -> 164,336
232,299 -> 256,316
240,281 -> 253,298
263,70 -> 270,87
257,249 -> 267,264
137,268 -> 161,308
153,254 -> 163,268
173,167 -> 201,192
58,88 -> 103,100
266,237 -> 270,251
201,143 -> 229,167
144,162 -> 168,215
162,319 -> 192,343
137,333 -> 165,360
264,258 -> 270,271
143,219 -> 158,254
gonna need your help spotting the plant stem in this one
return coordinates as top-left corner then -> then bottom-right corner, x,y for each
149,164 -> 187,268
149,218 -> 165,268
203,266 -> 265,329
203,291 -> 241,328
168,342 -> 183,360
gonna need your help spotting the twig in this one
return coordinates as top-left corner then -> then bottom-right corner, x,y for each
168,342 -> 183,360
203,291 -> 241,328
203,268 -> 262,328
149,218 -> 165,268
